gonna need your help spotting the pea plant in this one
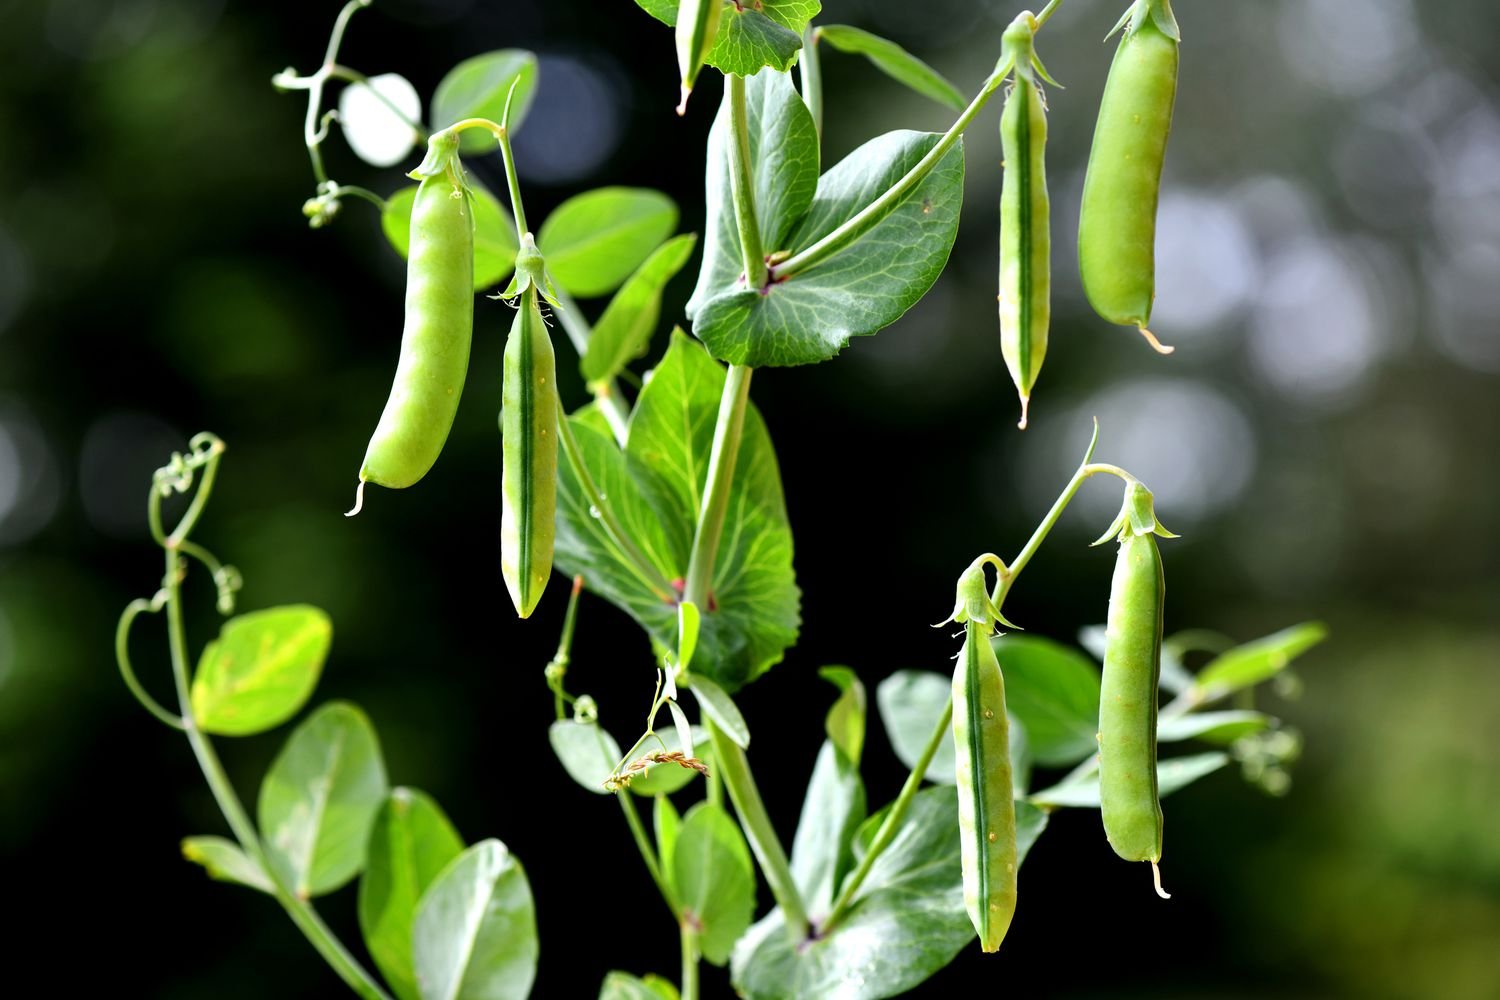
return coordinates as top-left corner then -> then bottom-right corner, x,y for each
115,1 -> 1328,998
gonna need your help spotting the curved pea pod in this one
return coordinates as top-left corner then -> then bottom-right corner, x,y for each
351,134 -> 475,508
996,14 -> 1054,430
1092,480 -> 1177,895
500,246 -> 560,619
675,0 -> 722,115
1077,0 -> 1179,354
953,616 -> 1018,952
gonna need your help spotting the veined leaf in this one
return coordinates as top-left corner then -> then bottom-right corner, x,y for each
538,188 -> 678,298
412,840 -> 538,1000
431,50 -> 538,153
817,25 -> 965,111
191,604 -> 331,737
672,802 -> 755,966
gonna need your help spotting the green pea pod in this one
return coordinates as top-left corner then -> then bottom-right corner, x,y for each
953,616 -> 1017,952
675,0 -> 721,115
997,14 -> 1053,430
350,138 -> 475,512
1092,480 -> 1176,896
1077,0 -> 1180,355
500,266 -> 559,619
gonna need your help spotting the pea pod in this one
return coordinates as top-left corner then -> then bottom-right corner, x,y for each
349,132 -> 474,513
1077,0 -> 1179,354
996,13 -> 1055,429
675,0 -> 721,115
501,237 -> 559,619
1092,480 -> 1176,896
947,555 -> 1017,952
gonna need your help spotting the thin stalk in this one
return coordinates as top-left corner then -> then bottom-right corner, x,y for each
619,792 -> 677,913
1035,0 -> 1066,27
800,25 -> 824,141
706,719 -> 809,939
726,74 -> 767,289
775,70 -> 1008,279
680,925 -> 701,1000
682,365 -> 753,608
821,698 -> 952,932
554,400 -> 676,601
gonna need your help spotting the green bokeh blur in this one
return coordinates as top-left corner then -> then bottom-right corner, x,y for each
2,0 -> 1497,997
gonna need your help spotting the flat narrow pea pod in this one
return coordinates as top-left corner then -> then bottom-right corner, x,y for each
1077,0 -> 1180,354
500,275 -> 559,619
996,13 -> 1054,429
953,617 -> 1017,952
350,132 -> 475,511
1093,481 -> 1176,896
675,0 -> 721,115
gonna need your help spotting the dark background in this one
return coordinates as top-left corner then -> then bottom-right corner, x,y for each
3,0 -> 1499,997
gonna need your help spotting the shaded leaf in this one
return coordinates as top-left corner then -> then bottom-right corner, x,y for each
1030,753 -> 1230,809
191,605 -> 331,737
789,740 -> 866,919
583,234 -> 698,385
673,802 -> 755,966
992,635 -> 1102,767
181,835 -> 272,894
817,25 -> 965,110
549,719 -> 624,795
876,670 -> 954,784
538,188 -> 678,298
413,840 -> 538,1000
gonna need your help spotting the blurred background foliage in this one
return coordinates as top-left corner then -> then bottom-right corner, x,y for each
2,0 -> 1498,996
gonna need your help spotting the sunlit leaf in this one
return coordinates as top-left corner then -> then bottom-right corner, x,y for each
412,840 -> 538,1000
181,835 -> 272,894
538,188 -> 678,298
431,50 -> 538,153
340,72 -> 422,167
191,605 -> 331,737
817,25 -> 965,110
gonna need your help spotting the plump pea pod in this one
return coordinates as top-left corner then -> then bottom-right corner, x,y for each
945,554 -> 1017,952
350,132 -> 474,512
500,239 -> 560,619
996,13 -> 1054,430
1092,480 -> 1177,896
1077,0 -> 1180,355
675,0 -> 721,115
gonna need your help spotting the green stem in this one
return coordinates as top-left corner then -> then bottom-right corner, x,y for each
1035,0 -> 1065,27
115,597 -> 185,730
619,792 -> 677,914
800,25 -> 824,141
726,74 -> 767,289
547,575 -> 584,720
554,400 -> 677,602
820,698 -> 952,932
682,365 -> 752,608
706,719 -> 809,939
775,68 -> 1008,279
549,286 -> 632,445
680,925 -> 701,1000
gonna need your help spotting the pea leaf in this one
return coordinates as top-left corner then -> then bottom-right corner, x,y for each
1029,753 -> 1230,809
258,701 -> 388,898
876,670 -> 955,783
538,188 -> 679,298
632,1 -> 818,77
630,0 -> 676,27
672,802 -> 755,967
1157,710 -> 1270,745
816,25 -> 966,111
554,333 -> 800,691
359,789 -> 466,1000
599,971 -> 679,1000
582,233 -> 698,385
1191,622 -> 1328,703
686,68 -> 819,322
190,605 -> 331,737
992,635 -> 1102,767
688,674 -> 750,749
653,794 -> 681,891
789,740 -> 866,918
819,665 -> 866,766
382,180 -> 518,292
180,835 -> 273,894
732,787 -> 1047,998
431,50 -> 538,154
339,72 -> 423,167
548,719 -> 624,795
412,840 -> 538,1000
693,129 -> 964,367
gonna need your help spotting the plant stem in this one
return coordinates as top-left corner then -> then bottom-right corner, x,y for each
726,73 -> 767,289
800,25 -> 824,141
683,365 -> 752,608
706,719 -> 809,939
619,792 -> 677,913
554,399 -> 677,601
549,286 -> 632,445
680,925 -> 701,1000
1035,0 -> 1066,27
820,698 -> 952,932
162,546 -> 391,1000
774,67 -> 1007,279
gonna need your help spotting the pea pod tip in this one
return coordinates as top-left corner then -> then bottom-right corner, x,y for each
344,477 -> 367,518
1017,395 -> 1031,431
1151,860 -> 1171,899
1137,327 -> 1175,355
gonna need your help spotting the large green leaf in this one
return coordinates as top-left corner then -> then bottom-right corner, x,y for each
538,188 -> 679,298
1191,622 -> 1328,703
257,701 -> 388,897
181,835 -> 273,894
582,233 -> 698,385
548,719 -> 624,795
413,841 -> 537,1000
992,635 -> 1102,767
732,787 -> 1047,999
633,1 -> 819,77
672,802 -> 755,966
190,605 -> 331,737
816,25 -> 966,111
1030,753 -> 1230,809
789,740 -> 866,920
686,68 -> 819,321
382,180 -> 518,292
875,670 -> 954,783
693,129 -> 964,366
431,50 -> 538,154
554,333 -> 800,691
359,788 -> 467,1000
